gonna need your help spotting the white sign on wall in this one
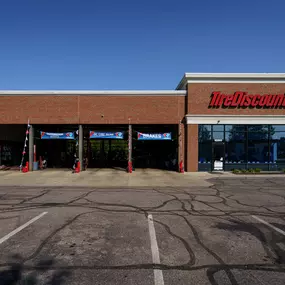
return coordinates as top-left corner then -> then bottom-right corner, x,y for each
214,160 -> 223,171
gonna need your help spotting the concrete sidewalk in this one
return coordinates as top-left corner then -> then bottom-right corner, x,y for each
0,168 -> 218,187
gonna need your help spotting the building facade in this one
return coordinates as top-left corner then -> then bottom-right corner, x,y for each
1,73 -> 285,172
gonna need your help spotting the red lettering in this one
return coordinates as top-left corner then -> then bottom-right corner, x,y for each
224,95 -> 234,106
209,92 -> 220,107
266,95 -> 276,107
240,93 -> 247,107
250,95 -> 261,107
231,92 -> 244,106
258,95 -> 268,106
243,95 -> 253,107
273,94 -> 284,107
209,92 -> 285,108
218,94 -> 226,106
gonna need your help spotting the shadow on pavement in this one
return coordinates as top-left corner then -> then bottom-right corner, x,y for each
0,255 -> 70,285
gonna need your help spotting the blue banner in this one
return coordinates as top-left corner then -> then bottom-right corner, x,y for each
90,131 -> 124,139
40,132 -> 74,140
137,132 -> 172,140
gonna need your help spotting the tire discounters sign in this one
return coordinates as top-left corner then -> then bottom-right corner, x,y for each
209,91 -> 285,108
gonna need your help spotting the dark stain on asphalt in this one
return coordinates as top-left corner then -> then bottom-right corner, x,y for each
215,219 -> 285,265
0,255 -> 70,285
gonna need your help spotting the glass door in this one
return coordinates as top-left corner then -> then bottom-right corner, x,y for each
212,142 -> 225,171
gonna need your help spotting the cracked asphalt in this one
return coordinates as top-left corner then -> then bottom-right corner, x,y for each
0,175 -> 285,284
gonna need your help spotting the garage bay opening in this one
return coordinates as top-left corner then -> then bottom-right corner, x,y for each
87,128 -> 128,169
133,125 -> 178,171
35,125 -> 78,169
31,124 -> 178,171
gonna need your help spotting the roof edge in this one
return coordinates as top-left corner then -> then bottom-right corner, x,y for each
0,90 -> 186,96
176,73 -> 285,90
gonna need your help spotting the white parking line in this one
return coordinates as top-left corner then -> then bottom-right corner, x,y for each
147,214 -> 164,285
0,212 -> 48,245
252,215 -> 285,236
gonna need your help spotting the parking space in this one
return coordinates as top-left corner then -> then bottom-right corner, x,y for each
0,175 -> 285,284
0,208 -> 154,285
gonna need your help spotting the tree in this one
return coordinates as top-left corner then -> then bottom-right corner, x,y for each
199,126 -> 211,142
228,125 -> 275,141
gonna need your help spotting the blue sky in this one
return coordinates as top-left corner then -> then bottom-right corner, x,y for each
0,0 -> 284,90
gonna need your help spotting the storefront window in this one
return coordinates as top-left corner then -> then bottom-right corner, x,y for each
269,130 -> 285,170
198,124 -> 285,171
198,142 -> 212,163
224,125 -> 246,169
213,132 -> 224,141
247,125 -> 269,140
198,125 -> 211,142
212,125 -> 224,132
225,129 -> 246,141
225,142 -> 246,163
225,125 -> 246,132
247,125 -> 269,167
271,125 -> 285,132
247,141 -> 269,163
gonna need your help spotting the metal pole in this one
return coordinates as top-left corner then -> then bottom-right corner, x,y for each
179,120 -> 184,173
128,118 -> 132,173
79,125 -> 83,171
34,144 -> 36,162
29,125 -> 34,171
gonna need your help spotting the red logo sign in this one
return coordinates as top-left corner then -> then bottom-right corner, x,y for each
209,91 -> 285,108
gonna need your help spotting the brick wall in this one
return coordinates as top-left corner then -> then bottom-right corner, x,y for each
185,124 -> 198,172
79,96 -> 185,124
0,96 -> 78,124
0,95 -> 185,124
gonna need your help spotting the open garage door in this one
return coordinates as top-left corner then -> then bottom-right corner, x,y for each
133,125 -> 178,170
88,130 -> 128,168
35,126 -> 77,168
0,125 -> 26,167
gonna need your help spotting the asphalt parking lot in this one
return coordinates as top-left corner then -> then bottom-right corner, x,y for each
0,175 -> 285,284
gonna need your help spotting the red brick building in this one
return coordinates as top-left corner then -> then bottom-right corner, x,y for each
1,73 -> 285,172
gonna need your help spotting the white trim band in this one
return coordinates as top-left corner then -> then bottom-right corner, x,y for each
185,73 -> 285,78
176,73 -> 285,89
186,115 -> 285,125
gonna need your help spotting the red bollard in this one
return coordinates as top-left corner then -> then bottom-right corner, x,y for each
128,161 -> 132,173
179,161 -> 184,173
22,162 -> 29,173
75,162 -> 80,173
